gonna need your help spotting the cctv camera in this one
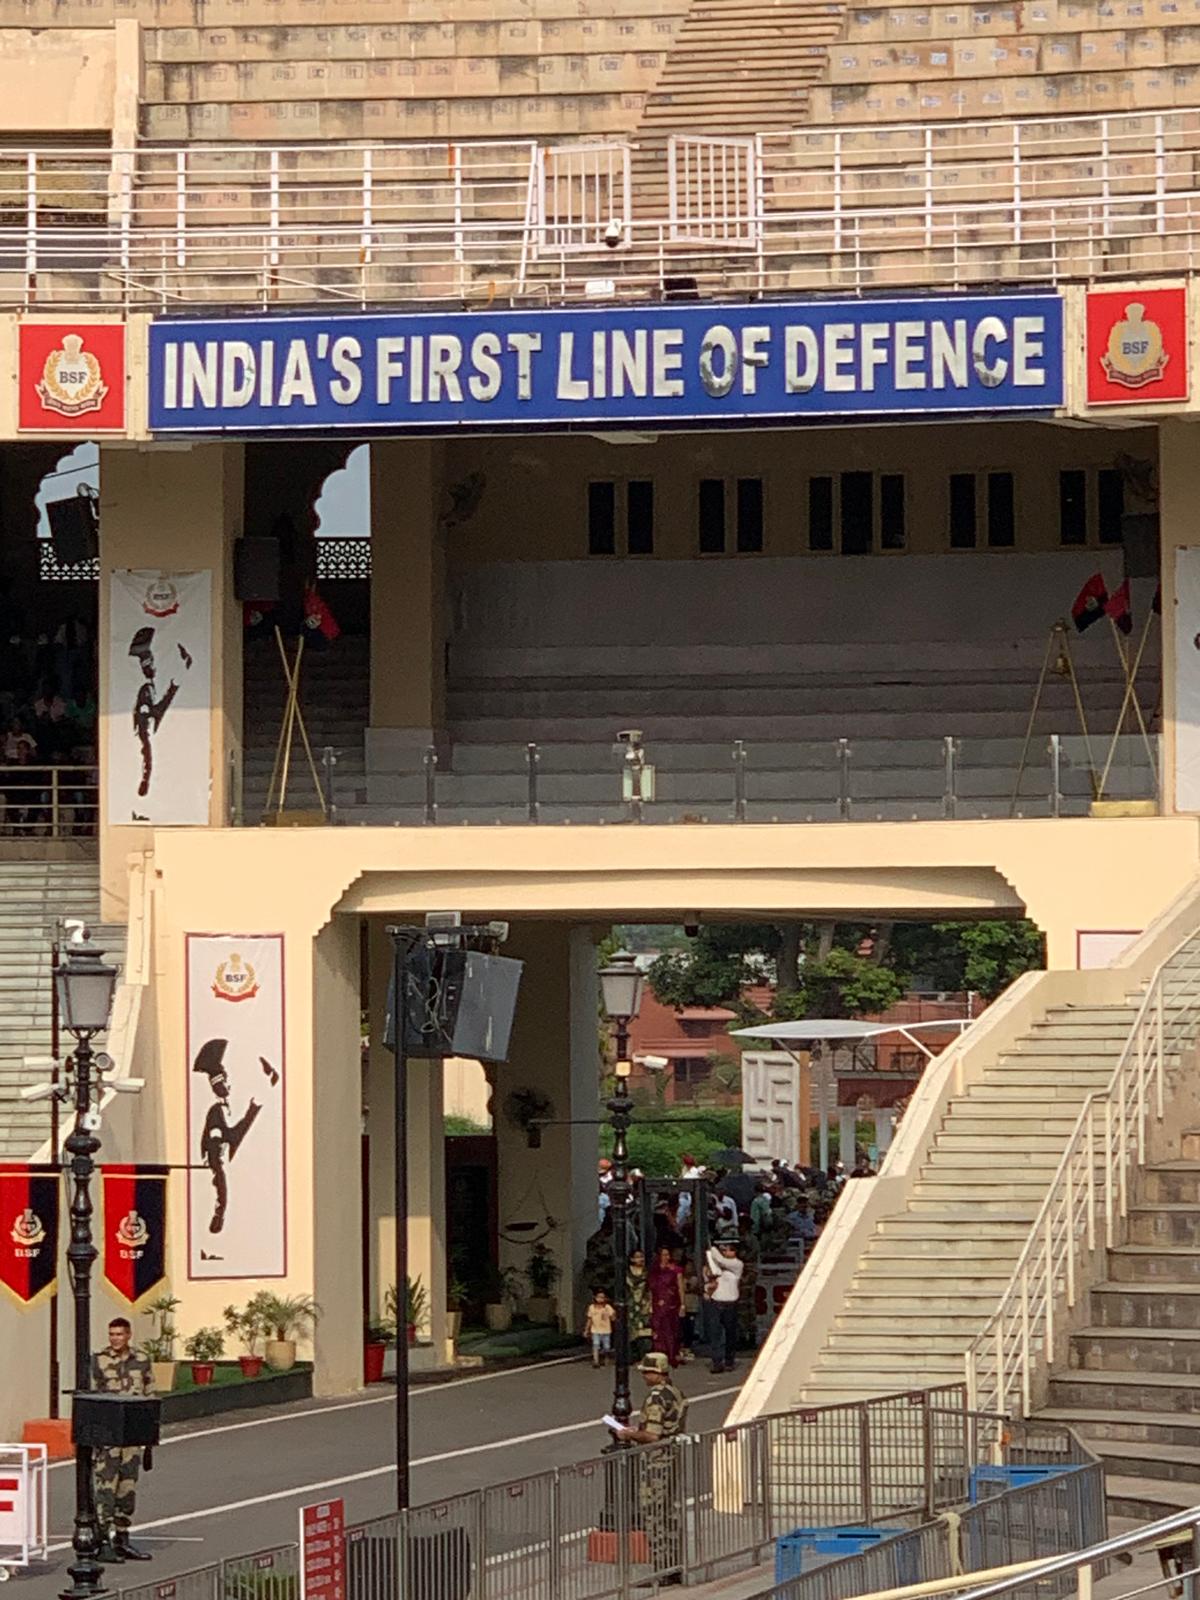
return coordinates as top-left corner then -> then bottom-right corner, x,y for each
110,1078 -> 145,1095
615,729 -> 643,746
82,1109 -> 102,1132
603,218 -> 623,249
683,922 -> 701,939
20,1082 -> 58,1103
638,1054 -> 670,1072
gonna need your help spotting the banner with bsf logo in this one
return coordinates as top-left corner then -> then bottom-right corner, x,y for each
0,1165 -> 60,1307
101,1165 -> 169,1307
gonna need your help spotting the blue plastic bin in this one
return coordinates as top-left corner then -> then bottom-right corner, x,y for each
968,1464 -> 1072,1503
774,1526 -> 897,1584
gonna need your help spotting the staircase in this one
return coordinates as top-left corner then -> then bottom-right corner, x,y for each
1038,1133 -> 1200,1522
0,860 -> 117,1160
796,999 -> 1162,1403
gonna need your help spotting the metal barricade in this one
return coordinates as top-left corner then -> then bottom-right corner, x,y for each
223,1543 -> 300,1600
117,1563 -> 222,1600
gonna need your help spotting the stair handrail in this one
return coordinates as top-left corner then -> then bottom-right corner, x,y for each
965,925 -> 1200,1418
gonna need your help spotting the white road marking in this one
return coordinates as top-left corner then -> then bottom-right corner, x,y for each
48,1353 -> 590,1469
43,1385 -> 740,1555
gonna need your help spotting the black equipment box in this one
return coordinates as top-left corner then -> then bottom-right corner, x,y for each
72,1392 -> 162,1449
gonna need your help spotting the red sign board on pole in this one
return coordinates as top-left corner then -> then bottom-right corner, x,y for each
299,1498 -> 346,1600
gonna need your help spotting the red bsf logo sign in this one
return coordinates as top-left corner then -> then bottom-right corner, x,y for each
18,322 -> 126,432
1085,286 -> 1189,406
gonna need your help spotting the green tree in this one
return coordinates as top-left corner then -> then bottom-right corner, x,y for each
770,947 -> 906,1021
888,920 -> 1044,1001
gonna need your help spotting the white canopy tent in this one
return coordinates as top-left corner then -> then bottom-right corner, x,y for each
730,1017 -> 972,1170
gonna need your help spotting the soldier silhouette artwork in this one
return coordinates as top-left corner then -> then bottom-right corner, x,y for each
192,1038 -> 275,1241
128,626 -> 191,817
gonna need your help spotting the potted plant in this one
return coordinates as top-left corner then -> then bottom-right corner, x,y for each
364,1315 -> 393,1383
385,1277 -> 428,1347
484,1264 -> 523,1332
257,1293 -> 320,1372
183,1326 -> 224,1386
223,1299 -> 269,1378
446,1276 -> 468,1345
525,1244 -> 560,1325
141,1293 -> 181,1393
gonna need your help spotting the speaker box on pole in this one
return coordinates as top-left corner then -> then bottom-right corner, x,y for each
234,535 -> 281,602
47,495 -> 98,564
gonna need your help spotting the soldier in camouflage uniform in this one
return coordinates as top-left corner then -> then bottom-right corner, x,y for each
613,1352 -> 688,1584
92,1317 -> 154,1565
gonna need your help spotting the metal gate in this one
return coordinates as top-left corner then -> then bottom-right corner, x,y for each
536,142 -> 632,253
668,134 -> 759,247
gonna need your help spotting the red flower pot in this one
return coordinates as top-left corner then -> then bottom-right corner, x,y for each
190,1363 -> 215,1386
364,1341 -> 387,1383
406,1323 -> 417,1348
238,1356 -> 264,1379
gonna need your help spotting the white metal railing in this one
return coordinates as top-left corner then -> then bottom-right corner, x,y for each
0,106 -> 1197,307
0,763 -> 96,839
965,924 -> 1200,1419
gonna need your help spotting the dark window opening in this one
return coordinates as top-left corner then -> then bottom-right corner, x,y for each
736,478 -> 764,553
698,478 -> 725,553
627,480 -> 654,555
588,481 -> 616,555
949,473 -> 977,549
1098,468 -> 1125,545
880,474 -> 906,551
1059,470 -> 1087,546
987,472 -> 1015,548
840,472 -> 873,555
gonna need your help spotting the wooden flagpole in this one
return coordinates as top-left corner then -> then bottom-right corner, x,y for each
1010,622 -> 1097,815
1099,607 -> 1158,797
265,627 -> 327,818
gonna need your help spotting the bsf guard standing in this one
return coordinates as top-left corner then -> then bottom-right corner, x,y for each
92,1316 -> 154,1564
613,1351 -> 689,1584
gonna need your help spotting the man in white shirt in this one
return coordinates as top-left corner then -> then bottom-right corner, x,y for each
704,1240 -> 744,1374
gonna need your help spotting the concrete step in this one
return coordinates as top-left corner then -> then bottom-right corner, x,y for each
1070,1325 -> 1200,1375
1103,1474 -> 1200,1522
931,1136 -> 1079,1159
1144,1166 -> 1200,1204
1037,1406 -> 1200,1451
1091,1282 -> 1200,1329
874,1215 -> 1035,1237
1128,1205 -> 1200,1247
841,1295 -> 1004,1315
1047,1368 -> 1200,1414
1107,1245 -> 1200,1284
908,1195 -> 1041,1215
825,1329 -> 983,1353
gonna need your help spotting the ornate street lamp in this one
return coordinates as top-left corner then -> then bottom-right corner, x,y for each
598,951 -> 644,1434
56,930 -> 119,1600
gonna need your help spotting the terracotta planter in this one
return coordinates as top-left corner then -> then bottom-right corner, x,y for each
484,1303 -> 512,1332
151,1361 -> 177,1393
406,1323 -> 417,1347
265,1338 -> 297,1372
190,1363 -> 215,1386
526,1296 -> 553,1325
238,1355 -> 264,1379
364,1341 -> 387,1383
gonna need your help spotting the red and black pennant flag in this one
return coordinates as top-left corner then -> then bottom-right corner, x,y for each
102,1164 -> 168,1307
1072,572 -> 1109,632
0,1164 -> 60,1307
1105,578 -> 1133,635
302,582 -> 340,650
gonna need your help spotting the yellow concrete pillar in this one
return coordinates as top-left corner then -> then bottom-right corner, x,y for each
365,918 -> 449,1362
313,914 -> 365,1398
98,444 -> 244,919
368,441 -> 446,756
496,923 -> 602,1325
1157,421 -> 1200,814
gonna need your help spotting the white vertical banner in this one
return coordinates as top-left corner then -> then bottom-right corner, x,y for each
1176,549 -> 1200,812
187,935 -> 287,1280
107,570 -> 212,825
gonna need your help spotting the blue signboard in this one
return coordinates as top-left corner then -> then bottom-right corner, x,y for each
148,295 -> 1064,434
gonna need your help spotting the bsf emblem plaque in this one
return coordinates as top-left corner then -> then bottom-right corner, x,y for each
1086,287 -> 1189,406
18,321 -> 126,432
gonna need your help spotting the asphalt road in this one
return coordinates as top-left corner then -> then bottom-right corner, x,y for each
17,1357 -> 743,1596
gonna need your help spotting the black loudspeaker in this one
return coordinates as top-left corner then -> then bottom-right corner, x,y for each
72,1392 -> 162,1449
386,950 -> 523,1063
234,535 -> 281,602
47,494 -> 98,564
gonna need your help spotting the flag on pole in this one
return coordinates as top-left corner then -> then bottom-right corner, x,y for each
302,583 -> 340,649
1105,578 -> 1133,635
1072,573 -> 1109,632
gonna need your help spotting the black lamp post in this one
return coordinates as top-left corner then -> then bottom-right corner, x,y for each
56,932 -> 119,1600
598,950 -> 644,1435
